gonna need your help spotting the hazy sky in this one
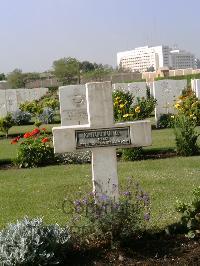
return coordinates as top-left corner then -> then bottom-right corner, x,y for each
0,0 -> 200,73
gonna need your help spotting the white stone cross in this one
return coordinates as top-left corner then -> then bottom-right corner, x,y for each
53,82 -> 152,201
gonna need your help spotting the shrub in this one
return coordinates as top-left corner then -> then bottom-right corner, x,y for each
121,147 -> 144,161
57,151 -> 91,164
39,107 -> 54,124
157,113 -> 174,129
12,128 -> 55,168
0,113 -> 15,138
0,217 -> 71,265
174,186 -> 200,238
12,110 -> 32,125
113,90 -> 156,122
173,114 -> 199,156
174,89 -> 200,125
64,178 -> 150,245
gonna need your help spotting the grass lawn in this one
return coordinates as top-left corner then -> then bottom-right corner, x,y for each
0,126 -> 178,162
0,125 -> 200,231
0,156 -> 200,230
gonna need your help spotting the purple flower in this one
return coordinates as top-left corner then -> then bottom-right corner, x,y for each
74,200 -> 81,206
123,191 -> 131,196
99,194 -> 109,202
82,198 -> 87,205
144,213 -> 150,221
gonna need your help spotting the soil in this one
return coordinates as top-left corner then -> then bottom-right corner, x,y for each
65,234 -> 200,265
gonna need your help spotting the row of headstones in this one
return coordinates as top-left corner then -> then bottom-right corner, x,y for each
60,79 -> 200,126
0,88 -> 49,117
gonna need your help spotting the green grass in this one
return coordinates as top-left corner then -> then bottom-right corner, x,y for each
0,126 -> 177,163
0,157 -> 200,230
0,124 -> 200,230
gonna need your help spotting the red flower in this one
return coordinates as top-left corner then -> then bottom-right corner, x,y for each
11,139 -> 17,144
41,137 -> 49,143
30,128 -> 40,136
23,132 -> 31,138
10,136 -> 20,144
42,128 -> 47,131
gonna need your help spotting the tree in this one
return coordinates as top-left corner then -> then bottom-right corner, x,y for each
52,57 -> 80,85
81,63 -> 113,81
7,69 -> 25,88
80,61 -> 95,73
7,70 -> 40,89
0,113 -> 14,138
0,73 -> 6,81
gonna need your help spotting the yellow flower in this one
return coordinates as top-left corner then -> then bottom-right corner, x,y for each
190,114 -> 194,118
171,115 -> 175,119
135,106 -> 141,113
174,103 -> 181,109
123,113 -> 134,118
119,104 -> 125,109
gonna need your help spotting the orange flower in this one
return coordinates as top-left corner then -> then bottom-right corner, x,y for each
42,137 -> 49,143
42,127 -> 46,131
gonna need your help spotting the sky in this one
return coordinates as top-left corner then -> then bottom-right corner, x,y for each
0,0 -> 200,74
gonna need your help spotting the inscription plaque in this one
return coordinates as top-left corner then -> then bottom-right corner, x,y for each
75,127 -> 131,149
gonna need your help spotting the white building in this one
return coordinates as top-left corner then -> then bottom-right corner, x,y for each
117,45 -> 195,72
169,49 -> 195,69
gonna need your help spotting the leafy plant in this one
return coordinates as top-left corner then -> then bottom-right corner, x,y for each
174,89 -> 200,125
39,107 -> 54,124
0,217 -> 71,265
0,113 -> 15,138
157,113 -> 174,129
57,151 -> 91,164
173,114 -> 199,156
113,90 -> 156,122
121,147 -> 144,161
12,127 -> 55,168
64,178 -> 150,246
12,110 -> 32,125
174,186 -> 200,238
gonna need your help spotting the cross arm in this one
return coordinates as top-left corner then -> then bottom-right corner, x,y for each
52,120 -> 152,154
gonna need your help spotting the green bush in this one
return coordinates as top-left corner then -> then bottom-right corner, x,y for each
157,113 -> 174,129
57,151 -> 91,164
173,114 -> 199,156
174,187 -> 200,238
65,178 -> 150,245
12,110 -> 32,125
122,147 -> 144,161
113,90 -> 156,122
0,113 -> 15,138
0,217 -> 71,265
12,128 -> 55,168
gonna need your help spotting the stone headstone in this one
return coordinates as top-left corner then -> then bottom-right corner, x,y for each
5,89 -> 18,113
113,82 -> 147,103
53,82 -> 152,201
191,79 -> 200,99
59,85 -> 88,126
153,79 -> 187,122
0,90 -> 7,117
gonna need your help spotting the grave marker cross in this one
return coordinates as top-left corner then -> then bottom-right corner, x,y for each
53,82 -> 152,201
